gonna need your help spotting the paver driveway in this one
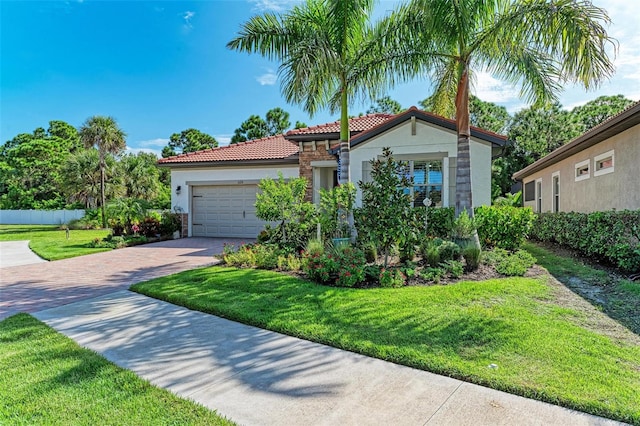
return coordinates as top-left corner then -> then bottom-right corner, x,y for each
0,238 -> 243,320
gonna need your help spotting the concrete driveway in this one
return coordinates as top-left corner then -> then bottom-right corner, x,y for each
0,238 -> 243,320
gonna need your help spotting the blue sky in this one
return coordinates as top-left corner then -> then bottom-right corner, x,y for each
2,0 -> 639,156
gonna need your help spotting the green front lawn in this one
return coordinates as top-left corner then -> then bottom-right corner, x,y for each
0,225 -> 111,260
0,314 -> 234,425
131,267 -> 640,424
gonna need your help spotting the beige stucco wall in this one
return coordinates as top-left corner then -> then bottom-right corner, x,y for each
169,165 -> 299,215
348,120 -> 494,207
522,124 -> 640,213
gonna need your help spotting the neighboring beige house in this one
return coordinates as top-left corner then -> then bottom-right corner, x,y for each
159,107 -> 506,238
513,101 -> 640,214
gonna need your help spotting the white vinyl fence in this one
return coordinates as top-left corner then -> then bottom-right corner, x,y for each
0,210 -> 85,225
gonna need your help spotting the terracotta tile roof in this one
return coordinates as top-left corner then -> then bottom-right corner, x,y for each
285,113 -> 394,137
158,134 -> 298,164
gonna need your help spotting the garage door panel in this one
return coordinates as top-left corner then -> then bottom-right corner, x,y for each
191,184 -> 263,238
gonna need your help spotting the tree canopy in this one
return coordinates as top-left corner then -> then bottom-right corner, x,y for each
162,128 -> 217,158
367,96 -> 403,115
231,107 -> 291,143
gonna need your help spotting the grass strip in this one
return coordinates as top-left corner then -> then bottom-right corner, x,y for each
0,225 -> 111,260
131,266 -> 640,424
0,314 -> 234,425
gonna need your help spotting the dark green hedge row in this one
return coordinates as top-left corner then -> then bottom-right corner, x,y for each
395,206 -> 535,251
529,210 -> 640,272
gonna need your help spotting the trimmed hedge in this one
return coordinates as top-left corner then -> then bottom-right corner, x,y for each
475,205 -> 535,251
529,210 -> 640,272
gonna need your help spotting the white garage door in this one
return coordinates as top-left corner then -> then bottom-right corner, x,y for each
191,185 -> 264,238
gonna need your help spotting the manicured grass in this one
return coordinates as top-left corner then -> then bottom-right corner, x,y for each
525,241 -> 640,334
131,266 -> 640,424
0,225 -> 111,260
0,314 -> 234,425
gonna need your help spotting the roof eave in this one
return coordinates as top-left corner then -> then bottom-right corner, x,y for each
158,155 -> 299,169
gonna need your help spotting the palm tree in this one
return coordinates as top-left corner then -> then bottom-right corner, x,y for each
228,0 -> 396,188
78,116 -> 127,228
396,0 -> 614,222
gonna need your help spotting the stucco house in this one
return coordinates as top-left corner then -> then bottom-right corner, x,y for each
513,101 -> 640,214
159,107 -> 506,238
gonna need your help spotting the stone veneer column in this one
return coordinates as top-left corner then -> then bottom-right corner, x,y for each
298,141 -> 336,202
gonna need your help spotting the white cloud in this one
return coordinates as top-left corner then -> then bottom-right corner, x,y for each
472,71 -> 520,104
215,135 -> 232,146
249,0 -> 299,12
256,69 -> 278,86
136,138 -> 169,148
182,11 -> 195,29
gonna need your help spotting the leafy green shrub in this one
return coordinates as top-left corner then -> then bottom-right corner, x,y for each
451,208 -> 477,241
438,241 -> 461,262
443,260 -> 464,278
160,211 -> 181,236
483,248 -> 536,276
364,264 -> 382,283
420,267 -> 444,284
419,207 -> 454,239
277,254 -> 303,272
461,242 -> 482,272
333,245 -> 366,287
318,183 -> 356,240
357,148 -> 419,267
530,210 -> 640,272
255,173 -> 317,250
303,251 -> 338,283
379,268 -> 406,288
475,205 -> 535,250
223,244 -> 257,268
139,217 -> 161,238
362,242 -> 378,263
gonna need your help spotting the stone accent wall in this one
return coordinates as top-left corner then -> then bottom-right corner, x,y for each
179,213 -> 188,238
298,140 -> 336,201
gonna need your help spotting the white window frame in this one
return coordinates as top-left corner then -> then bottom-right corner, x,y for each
574,159 -> 590,182
535,178 -> 542,213
551,171 -> 560,213
594,150 -> 615,177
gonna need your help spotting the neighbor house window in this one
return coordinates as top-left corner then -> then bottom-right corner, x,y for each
575,159 -> 590,181
536,179 -> 542,213
524,181 -> 535,202
594,150 -> 614,176
400,160 -> 443,207
552,172 -> 560,213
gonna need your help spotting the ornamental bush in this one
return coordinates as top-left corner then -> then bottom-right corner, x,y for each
530,210 -> 640,272
475,205 -> 535,250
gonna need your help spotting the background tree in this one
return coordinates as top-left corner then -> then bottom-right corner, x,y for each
119,152 -> 162,202
231,107 -> 291,143
394,0 -> 614,249
162,128 -> 217,158
61,149 -> 123,209
79,116 -> 127,228
367,96 -> 403,114
421,95 -> 511,134
294,120 -> 307,129
0,121 -> 80,209
571,94 -> 634,133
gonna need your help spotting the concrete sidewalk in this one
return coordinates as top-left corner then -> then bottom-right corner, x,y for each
33,291 -> 624,426
0,241 -> 47,268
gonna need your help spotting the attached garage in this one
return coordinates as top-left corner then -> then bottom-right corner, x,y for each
191,184 -> 264,238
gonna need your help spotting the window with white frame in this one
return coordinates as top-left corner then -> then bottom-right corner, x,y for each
594,150 -> 614,176
536,179 -> 542,213
552,172 -> 560,213
575,159 -> 590,181
400,159 -> 443,207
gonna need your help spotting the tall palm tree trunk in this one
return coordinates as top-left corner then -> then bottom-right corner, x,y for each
454,66 -> 472,216
454,66 -> 480,248
338,88 -> 350,185
100,157 -> 107,229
